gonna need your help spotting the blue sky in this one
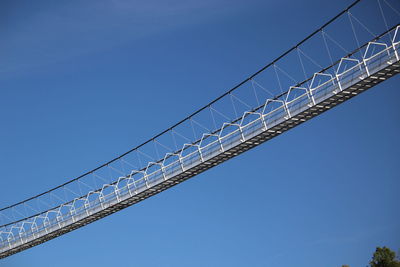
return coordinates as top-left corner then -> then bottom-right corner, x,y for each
1,0 -> 399,266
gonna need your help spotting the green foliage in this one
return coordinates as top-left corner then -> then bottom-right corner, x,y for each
341,265 -> 350,267
369,247 -> 400,267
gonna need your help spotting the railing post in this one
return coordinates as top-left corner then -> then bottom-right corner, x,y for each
161,165 -> 167,181
218,136 -> 224,152
335,74 -> 343,92
239,126 -> 245,142
392,42 -> 399,62
260,114 -> 267,131
284,101 -> 291,118
178,155 -> 185,172
197,147 -> 204,162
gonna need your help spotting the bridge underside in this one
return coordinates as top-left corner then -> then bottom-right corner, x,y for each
2,58 -> 399,259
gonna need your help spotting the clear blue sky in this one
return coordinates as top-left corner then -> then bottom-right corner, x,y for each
1,0 -> 399,266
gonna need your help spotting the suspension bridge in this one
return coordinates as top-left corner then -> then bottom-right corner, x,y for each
1,0 -> 399,259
